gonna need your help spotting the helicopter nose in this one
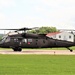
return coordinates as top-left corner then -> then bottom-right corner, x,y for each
0,43 -> 3,47
0,41 -> 4,47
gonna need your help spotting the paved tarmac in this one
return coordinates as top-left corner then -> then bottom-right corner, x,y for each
0,49 -> 75,55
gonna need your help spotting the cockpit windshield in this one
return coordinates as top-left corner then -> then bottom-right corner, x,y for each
1,35 -> 8,40
1,35 -> 10,43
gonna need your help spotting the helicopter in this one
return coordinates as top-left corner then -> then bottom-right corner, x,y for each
0,27 -> 75,52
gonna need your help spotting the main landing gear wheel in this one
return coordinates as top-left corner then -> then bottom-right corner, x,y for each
13,47 -> 22,52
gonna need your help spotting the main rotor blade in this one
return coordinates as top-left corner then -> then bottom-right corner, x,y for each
0,27 -> 39,31
0,28 -> 31,31
0,28 -> 19,30
18,28 -> 32,31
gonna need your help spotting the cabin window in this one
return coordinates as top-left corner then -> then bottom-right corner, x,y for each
69,36 -> 71,39
22,39 -> 27,43
59,35 -> 61,38
28,39 -> 32,42
14,38 -> 18,42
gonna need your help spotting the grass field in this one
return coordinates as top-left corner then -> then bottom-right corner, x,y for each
0,55 -> 75,75
0,46 -> 75,50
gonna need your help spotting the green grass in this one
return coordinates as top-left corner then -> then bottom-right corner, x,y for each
0,45 -> 75,51
0,46 -> 75,50
0,55 -> 75,75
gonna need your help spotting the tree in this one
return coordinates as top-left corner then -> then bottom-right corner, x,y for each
28,26 -> 58,34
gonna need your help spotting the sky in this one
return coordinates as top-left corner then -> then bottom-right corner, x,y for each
0,0 -> 75,33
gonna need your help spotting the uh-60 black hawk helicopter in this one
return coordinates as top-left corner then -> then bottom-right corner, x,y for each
0,27 -> 75,52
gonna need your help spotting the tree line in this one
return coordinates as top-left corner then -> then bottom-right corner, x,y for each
28,27 -> 58,34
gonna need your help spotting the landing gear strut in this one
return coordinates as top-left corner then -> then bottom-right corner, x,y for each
66,47 -> 73,52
